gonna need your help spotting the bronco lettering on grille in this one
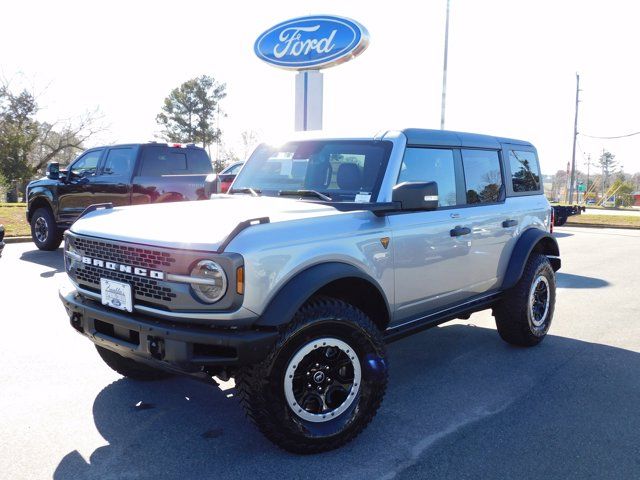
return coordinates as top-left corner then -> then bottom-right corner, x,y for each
81,256 -> 164,280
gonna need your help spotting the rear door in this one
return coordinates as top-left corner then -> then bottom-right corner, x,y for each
458,148 -> 511,291
57,148 -> 104,222
131,145 -> 213,204
389,147 -> 474,321
90,146 -> 138,207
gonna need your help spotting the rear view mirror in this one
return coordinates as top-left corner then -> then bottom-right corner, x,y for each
46,162 -> 60,180
392,181 -> 439,211
204,174 -> 221,198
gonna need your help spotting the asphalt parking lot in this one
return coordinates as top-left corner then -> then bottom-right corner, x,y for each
1,226 -> 639,480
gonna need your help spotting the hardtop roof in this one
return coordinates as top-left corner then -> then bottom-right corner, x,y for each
401,128 -> 533,148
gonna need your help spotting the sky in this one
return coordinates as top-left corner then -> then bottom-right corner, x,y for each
1,0 -> 640,175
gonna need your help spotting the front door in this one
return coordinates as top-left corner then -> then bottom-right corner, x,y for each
90,146 -> 137,207
57,149 -> 103,223
389,147 -> 473,323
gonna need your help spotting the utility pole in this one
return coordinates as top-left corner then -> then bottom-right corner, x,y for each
601,148 -> 606,203
440,0 -> 451,130
568,73 -> 580,203
585,153 -> 592,204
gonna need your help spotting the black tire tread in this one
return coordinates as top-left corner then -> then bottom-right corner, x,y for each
235,297 -> 387,454
30,207 -> 63,251
494,254 -> 555,347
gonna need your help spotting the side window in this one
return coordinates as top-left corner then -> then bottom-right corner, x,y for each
140,147 -> 188,176
102,148 -> 135,177
226,163 -> 243,175
461,149 -> 503,204
509,150 -> 541,192
397,148 -> 457,207
70,150 -> 102,177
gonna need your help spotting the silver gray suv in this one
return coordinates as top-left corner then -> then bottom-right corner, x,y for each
59,129 -> 560,453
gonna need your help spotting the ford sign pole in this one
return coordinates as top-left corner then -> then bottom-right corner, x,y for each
254,15 -> 370,132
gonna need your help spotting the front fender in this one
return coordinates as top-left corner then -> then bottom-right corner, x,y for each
502,228 -> 560,290
27,187 -> 56,221
255,262 -> 390,328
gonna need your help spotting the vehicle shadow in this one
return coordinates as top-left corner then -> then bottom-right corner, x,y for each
20,246 -> 64,278
556,272 -> 610,289
53,324 -> 640,480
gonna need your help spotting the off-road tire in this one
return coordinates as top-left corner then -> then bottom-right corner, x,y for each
96,345 -> 172,381
30,207 -> 63,250
236,297 -> 388,454
494,254 -> 556,346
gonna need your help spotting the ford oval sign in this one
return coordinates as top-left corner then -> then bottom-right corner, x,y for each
254,15 -> 369,70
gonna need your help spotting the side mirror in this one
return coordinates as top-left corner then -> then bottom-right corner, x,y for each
46,162 -> 60,180
392,181 -> 439,211
204,174 -> 221,198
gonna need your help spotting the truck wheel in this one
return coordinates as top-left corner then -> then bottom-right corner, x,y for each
236,297 -> 388,454
494,254 -> 556,347
95,346 -> 172,381
30,207 -> 63,250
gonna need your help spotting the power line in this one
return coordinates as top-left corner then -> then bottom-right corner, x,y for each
581,131 -> 640,139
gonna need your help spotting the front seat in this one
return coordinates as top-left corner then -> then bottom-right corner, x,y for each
337,163 -> 361,191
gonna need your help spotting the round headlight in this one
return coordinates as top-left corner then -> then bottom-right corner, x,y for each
190,260 -> 227,304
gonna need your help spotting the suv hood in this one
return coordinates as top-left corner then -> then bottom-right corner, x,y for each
70,196 -> 342,250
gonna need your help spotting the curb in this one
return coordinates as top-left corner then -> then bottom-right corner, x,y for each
563,223 -> 640,230
4,236 -> 32,244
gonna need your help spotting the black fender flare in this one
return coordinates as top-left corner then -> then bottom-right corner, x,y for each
502,228 -> 560,291
255,262 -> 390,328
27,189 -> 56,222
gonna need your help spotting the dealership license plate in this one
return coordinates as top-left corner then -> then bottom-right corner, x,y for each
100,279 -> 133,312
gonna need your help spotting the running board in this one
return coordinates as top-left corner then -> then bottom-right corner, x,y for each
384,292 -> 502,343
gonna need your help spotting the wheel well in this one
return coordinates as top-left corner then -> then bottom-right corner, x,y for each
314,277 -> 390,331
531,237 -> 560,271
28,198 -> 53,222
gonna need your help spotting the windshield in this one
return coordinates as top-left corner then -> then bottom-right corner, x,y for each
232,140 -> 393,202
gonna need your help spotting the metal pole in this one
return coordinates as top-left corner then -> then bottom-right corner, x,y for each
585,153 -> 591,204
568,73 -> 580,203
440,0 -> 451,130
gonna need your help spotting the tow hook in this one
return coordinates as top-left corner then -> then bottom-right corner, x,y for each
148,336 -> 165,360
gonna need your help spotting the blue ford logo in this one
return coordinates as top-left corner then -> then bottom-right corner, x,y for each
254,15 -> 369,70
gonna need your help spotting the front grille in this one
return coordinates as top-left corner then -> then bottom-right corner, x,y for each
67,234 -> 179,305
73,236 -> 177,270
76,264 -> 177,302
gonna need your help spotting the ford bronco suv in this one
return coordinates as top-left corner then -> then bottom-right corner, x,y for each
26,142 -> 213,251
59,129 -> 560,454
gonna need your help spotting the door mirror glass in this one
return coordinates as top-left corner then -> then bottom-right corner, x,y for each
392,181 -> 439,211
46,162 -> 60,180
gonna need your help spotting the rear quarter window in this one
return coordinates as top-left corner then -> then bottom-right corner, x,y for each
509,150 -> 541,192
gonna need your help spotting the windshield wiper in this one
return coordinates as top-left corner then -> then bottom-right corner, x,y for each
229,187 -> 260,197
278,189 -> 332,201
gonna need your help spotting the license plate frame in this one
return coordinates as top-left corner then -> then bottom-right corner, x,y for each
100,278 -> 133,312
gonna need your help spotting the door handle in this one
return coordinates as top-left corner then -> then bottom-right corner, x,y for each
502,219 -> 518,228
450,226 -> 471,237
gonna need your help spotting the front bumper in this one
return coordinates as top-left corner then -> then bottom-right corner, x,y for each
59,284 -> 278,373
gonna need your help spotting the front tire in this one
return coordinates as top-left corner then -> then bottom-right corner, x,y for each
30,207 -> 63,250
494,254 -> 556,346
236,297 -> 388,454
96,346 -> 172,381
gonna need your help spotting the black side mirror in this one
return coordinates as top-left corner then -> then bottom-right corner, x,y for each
204,174 -> 221,197
46,162 -> 60,180
392,181 -> 439,211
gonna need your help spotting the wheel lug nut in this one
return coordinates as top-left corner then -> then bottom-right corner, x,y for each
307,383 -> 312,388
317,386 -> 322,391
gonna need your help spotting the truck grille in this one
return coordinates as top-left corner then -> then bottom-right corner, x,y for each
73,236 -> 176,270
67,234 -> 178,305
75,265 -> 177,302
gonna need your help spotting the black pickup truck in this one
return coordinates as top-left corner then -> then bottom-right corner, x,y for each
26,142 -> 213,250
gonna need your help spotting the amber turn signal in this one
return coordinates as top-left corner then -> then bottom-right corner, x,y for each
236,266 -> 244,295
